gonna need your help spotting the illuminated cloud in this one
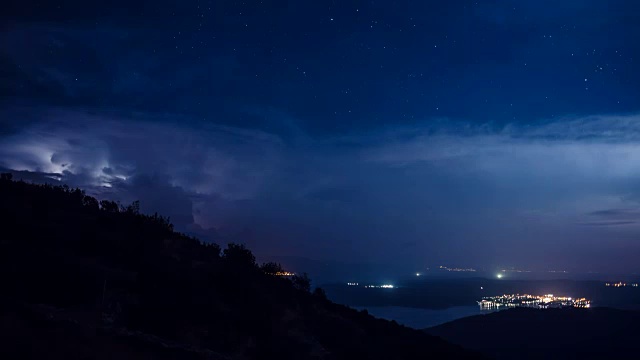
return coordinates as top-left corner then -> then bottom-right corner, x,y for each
364,114 -> 640,179
3,109 -> 640,272
0,107 -> 285,200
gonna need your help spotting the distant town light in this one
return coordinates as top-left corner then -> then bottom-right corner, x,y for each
496,273 -> 503,279
479,293 -> 590,310
438,265 -> 476,272
416,272 -> 421,276
363,284 -> 395,289
274,271 -> 295,276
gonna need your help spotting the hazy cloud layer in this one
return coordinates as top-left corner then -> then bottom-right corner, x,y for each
2,106 -> 640,272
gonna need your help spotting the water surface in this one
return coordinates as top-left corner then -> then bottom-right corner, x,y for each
354,305 -> 497,329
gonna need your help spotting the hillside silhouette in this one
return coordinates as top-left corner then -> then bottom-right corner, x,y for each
426,307 -> 640,360
0,174 -> 481,360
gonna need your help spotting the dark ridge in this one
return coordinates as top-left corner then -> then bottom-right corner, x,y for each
426,307 -> 640,360
0,173 -> 482,360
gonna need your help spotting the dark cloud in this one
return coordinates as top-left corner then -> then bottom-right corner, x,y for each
583,208 -> 640,227
0,166 -> 61,183
589,209 -> 640,217
580,221 -> 637,227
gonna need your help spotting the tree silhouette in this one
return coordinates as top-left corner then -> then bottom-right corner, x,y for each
292,272 -> 311,292
100,200 -> 119,213
121,200 -> 140,215
82,195 -> 99,211
150,212 -> 173,231
203,242 -> 221,258
261,261 -> 285,275
223,243 -> 256,267
313,287 -> 328,300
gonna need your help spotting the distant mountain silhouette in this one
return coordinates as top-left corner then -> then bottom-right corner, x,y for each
426,307 -> 640,360
0,174 -> 481,360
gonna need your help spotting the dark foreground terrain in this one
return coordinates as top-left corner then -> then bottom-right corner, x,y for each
0,175 -> 481,360
426,307 -> 640,360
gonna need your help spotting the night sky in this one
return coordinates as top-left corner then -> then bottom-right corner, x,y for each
2,1 -> 640,274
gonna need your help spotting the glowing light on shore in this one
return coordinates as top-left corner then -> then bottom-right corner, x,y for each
365,284 -> 395,289
274,271 -> 295,276
478,294 -> 590,309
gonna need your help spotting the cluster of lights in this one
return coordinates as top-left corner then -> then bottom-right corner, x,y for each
478,293 -> 591,310
346,283 -> 395,289
438,265 -> 477,272
273,271 -> 295,276
364,284 -> 394,289
499,268 -> 532,273
605,282 -> 639,287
